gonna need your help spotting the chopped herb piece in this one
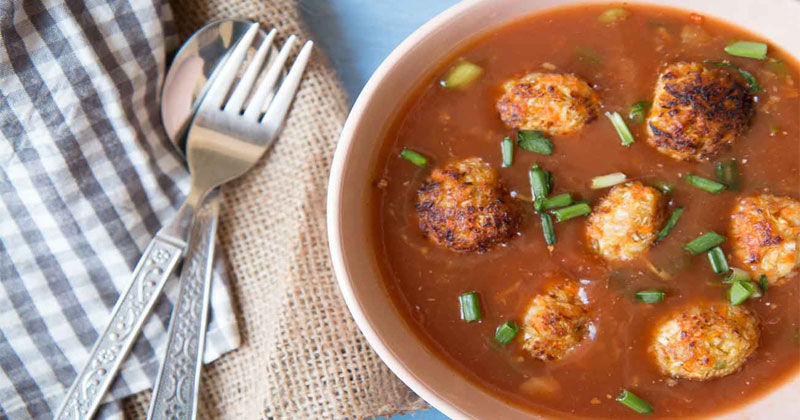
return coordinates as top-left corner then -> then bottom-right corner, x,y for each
541,212 -> 557,246
714,159 -> 740,191
684,231 -> 725,254
616,389 -> 654,415
704,60 -> 762,92
759,274 -> 769,293
440,60 -> 483,89
635,290 -> 665,303
767,59 -> 789,77
501,137 -> 514,167
399,148 -> 428,167
707,247 -> 729,274
598,8 -> 631,24
551,203 -> 592,222
517,130 -> 554,155
591,172 -> 627,189
459,292 -> 482,322
628,101 -> 652,122
685,174 -> 726,193
605,111 -> 635,146
651,181 -> 674,194
494,321 -> 520,345
529,165 -> 551,212
656,207 -> 684,242
542,193 -> 573,210
725,268 -> 751,284
724,41 -> 768,60
729,280 -> 755,305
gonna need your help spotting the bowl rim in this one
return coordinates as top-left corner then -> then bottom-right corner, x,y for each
326,1 -> 800,419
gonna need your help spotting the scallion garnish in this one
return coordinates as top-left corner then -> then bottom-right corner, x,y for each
399,148 -> 428,167
725,268 -> 751,284
542,193 -> 572,210
529,164 -> 551,212
704,60 -> 762,92
724,41 -> 768,60
651,181 -> 674,194
729,280 -> 756,305
685,174 -> 726,193
656,207 -> 684,242
517,130 -> 554,155
616,389 -> 653,415
494,321 -> 520,345
440,60 -> 483,89
591,172 -> 627,189
714,159 -> 740,191
767,59 -> 789,77
635,290 -> 665,303
605,111 -> 635,146
501,137 -> 514,167
759,274 -> 769,293
459,292 -> 482,322
551,203 -> 592,222
684,231 -> 725,254
628,101 -> 652,122
707,246 -> 729,274
541,212 -> 557,246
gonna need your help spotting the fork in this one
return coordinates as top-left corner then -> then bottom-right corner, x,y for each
54,23 -> 312,420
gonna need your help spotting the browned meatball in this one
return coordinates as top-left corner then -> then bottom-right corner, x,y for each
646,62 -> 753,161
416,157 -> 516,252
522,280 -> 591,361
496,73 -> 601,135
730,194 -> 800,286
585,182 -> 667,262
650,303 -> 759,380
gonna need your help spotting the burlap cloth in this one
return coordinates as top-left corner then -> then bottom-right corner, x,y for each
122,0 -> 428,418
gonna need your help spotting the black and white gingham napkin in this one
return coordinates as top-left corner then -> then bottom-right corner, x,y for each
0,1 -> 240,418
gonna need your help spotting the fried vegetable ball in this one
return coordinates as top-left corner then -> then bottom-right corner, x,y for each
730,194 -> 800,286
585,182 -> 667,262
416,157 -> 516,252
522,280 -> 590,361
495,72 -> 601,135
646,62 -> 753,161
650,303 -> 759,380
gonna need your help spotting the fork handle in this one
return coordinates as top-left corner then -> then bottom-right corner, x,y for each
146,193 -> 219,420
54,235 -> 185,420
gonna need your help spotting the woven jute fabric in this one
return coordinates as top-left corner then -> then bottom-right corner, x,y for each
122,0 -> 428,418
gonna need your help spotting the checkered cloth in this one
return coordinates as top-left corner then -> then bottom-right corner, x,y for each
0,1 -> 240,419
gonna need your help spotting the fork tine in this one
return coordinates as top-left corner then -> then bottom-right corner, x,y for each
260,40 -> 313,130
201,23 -> 260,111
242,35 -> 297,120
223,28 -> 277,114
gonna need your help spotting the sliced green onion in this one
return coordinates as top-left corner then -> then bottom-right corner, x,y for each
685,174 -> 726,193
459,292 -> 482,322
767,59 -> 789,77
759,274 -> 769,293
551,203 -> 592,222
542,193 -> 573,210
724,41 -> 768,60
598,8 -> 631,24
707,247 -> 729,274
729,280 -> 755,305
541,212 -> 557,246
628,101 -> 652,122
399,148 -> 428,167
494,321 -> 520,345
517,130 -> 554,155
500,137 -> 514,167
704,60 -> 762,93
574,45 -> 603,65
725,268 -> 751,284
605,111 -> 635,146
684,231 -> 725,254
635,290 -> 665,303
656,207 -> 684,242
591,172 -> 627,189
440,60 -> 483,90
616,389 -> 653,415
714,159 -> 740,191
529,165 -> 551,212
651,181 -> 674,194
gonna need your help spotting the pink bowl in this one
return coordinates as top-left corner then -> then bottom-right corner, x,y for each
327,1 -> 800,418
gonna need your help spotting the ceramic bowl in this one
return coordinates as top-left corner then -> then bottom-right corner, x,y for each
327,1 -> 800,418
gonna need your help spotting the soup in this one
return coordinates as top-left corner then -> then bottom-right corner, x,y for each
370,3 -> 800,419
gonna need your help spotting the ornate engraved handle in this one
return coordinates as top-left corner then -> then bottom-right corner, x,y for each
54,235 -> 185,420
146,193 -> 219,420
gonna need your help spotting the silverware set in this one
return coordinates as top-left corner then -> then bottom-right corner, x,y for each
54,21 -> 312,420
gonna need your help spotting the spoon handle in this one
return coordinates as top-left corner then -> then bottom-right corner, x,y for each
146,191 -> 220,420
54,234 -> 185,420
